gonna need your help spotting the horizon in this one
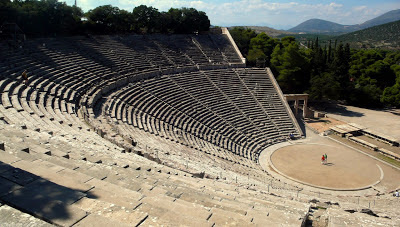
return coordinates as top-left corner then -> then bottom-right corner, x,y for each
60,0 -> 400,30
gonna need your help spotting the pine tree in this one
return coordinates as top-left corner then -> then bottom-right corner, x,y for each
331,43 -> 350,99
327,40 -> 332,63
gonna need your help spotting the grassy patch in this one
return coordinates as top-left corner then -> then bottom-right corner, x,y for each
376,153 -> 400,168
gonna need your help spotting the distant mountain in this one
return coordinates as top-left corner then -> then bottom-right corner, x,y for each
336,20 -> 400,50
360,9 -> 400,28
229,26 -> 294,37
288,9 -> 400,34
288,19 -> 354,34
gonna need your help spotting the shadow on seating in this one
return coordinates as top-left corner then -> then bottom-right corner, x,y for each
0,161 -> 97,226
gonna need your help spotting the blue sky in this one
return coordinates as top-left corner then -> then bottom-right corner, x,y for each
61,0 -> 400,29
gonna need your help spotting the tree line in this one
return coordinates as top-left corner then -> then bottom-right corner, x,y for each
230,27 -> 400,108
0,0 -> 210,37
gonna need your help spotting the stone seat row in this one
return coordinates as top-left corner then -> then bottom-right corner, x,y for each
204,70 -> 286,138
93,68 -> 300,163
0,130 -> 311,226
103,89 -> 256,165
115,79 -> 262,160
236,68 -> 301,137
0,79 -> 124,159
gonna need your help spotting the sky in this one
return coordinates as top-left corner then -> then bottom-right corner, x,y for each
61,0 -> 400,30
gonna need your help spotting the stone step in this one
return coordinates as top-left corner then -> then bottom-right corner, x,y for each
103,172 -> 151,192
74,197 -> 148,226
0,176 -> 23,197
137,196 -> 212,226
0,151 -> 21,166
1,179 -> 87,227
73,163 -> 114,180
10,159 -> 93,192
209,207 -> 253,226
0,204 -> 54,227
85,178 -> 143,207
74,213 -> 131,227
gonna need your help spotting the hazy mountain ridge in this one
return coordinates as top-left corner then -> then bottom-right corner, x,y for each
229,26 -> 294,37
288,19 -> 355,34
288,9 -> 400,34
360,9 -> 400,28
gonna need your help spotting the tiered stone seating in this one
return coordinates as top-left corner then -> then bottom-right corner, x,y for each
238,68 -> 301,137
5,32 -> 395,226
192,35 -> 225,64
209,34 -> 242,63
95,67 -> 300,164
100,83 -> 250,166
0,124 -> 315,226
2,123 -> 399,226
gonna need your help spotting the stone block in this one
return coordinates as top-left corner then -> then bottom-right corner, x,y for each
0,162 -> 13,174
2,178 -> 86,206
0,176 -> 22,197
209,207 -> 252,226
49,150 -> 70,159
0,204 -> 53,227
31,146 -> 51,155
74,214 -> 131,227
0,152 -> 20,165
0,167 -> 39,186
74,198 -> 148,226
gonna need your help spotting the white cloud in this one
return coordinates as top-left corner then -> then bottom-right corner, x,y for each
353,5 -> 367,12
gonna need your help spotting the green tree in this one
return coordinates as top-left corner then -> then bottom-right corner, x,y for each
86,5 -> 122,34
381,64 -> 400,107
132,5 -> 161,33
330,43 -> 350,99
247,33 -> 278,66
164,7 -> 210,34
229,27 -> 257,56
309,72 -> 341,100
247,49 -> 267,66
271,41 -> 310,93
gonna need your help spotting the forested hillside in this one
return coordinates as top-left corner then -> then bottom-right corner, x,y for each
229,26 -> 293,37
336,20 -> 400,50
231,27 -> 400,108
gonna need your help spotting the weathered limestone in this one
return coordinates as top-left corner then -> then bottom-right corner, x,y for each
0,204 -> 54,227
1,179 -> 87,226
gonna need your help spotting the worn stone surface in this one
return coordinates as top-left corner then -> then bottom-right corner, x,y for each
74,214 -> 131,227
0,166 -> 39,186
0,177 -> 22,197
74,197 -> 148,226
0,152 -> 21,165
0,204 -> 54,227
1,178 -> 87,226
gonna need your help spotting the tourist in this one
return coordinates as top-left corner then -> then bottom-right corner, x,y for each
324,153 -> 328,164
21,70 -> 28,85
394,190 -> 399,197
321,155 -> 325,165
